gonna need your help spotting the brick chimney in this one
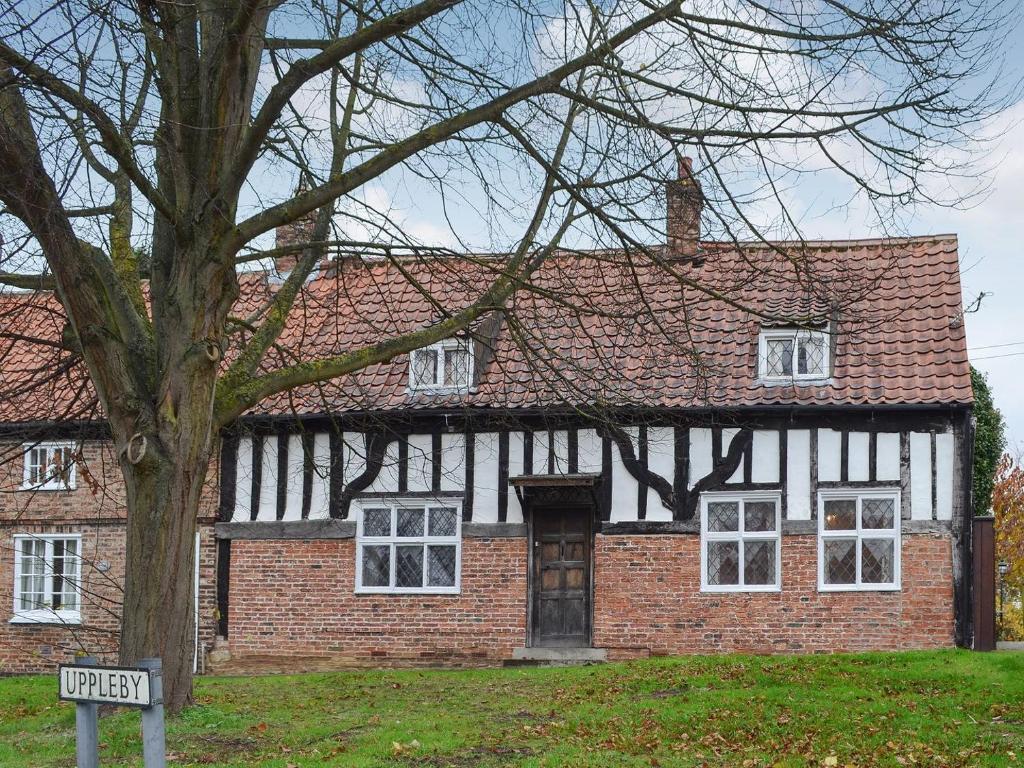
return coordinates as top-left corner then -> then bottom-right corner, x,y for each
273,180 -> 317,276
666,156 -> 703,257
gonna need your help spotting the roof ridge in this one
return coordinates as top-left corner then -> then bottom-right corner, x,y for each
236,233 -> 960,278
702,234 -> 958,249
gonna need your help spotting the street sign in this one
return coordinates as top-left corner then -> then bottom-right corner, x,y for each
59,663 -> 156,707
60,657 -> 166,768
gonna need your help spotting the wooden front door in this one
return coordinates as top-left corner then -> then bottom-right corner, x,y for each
530,507 -> 592,647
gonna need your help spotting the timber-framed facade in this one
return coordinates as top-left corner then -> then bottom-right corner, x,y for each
0,162 -> 977,672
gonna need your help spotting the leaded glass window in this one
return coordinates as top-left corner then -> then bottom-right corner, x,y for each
819,492 -> 900,590
443,346 -> 471,387
356,502 -> 461,593
701,495 -> 780,591
766,338 -> 794,377
409,340 -> 474,391
410,348 -> 439,388
759,329 -> 829,381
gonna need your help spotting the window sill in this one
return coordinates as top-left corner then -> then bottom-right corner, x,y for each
701,585 -> 781,594
354,588 -> 461,596
18,484 -> 76,492
10,611 -> 82,626
756,377 -> 832,387
406,386 -> 474,395
817,584 -> 902,593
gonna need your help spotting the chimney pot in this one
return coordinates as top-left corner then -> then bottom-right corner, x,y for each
667,155 -> 703,257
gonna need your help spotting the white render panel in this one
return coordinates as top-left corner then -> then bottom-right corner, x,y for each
817,429 -> 842,482
507,431 -> 525,524
533,430 -> 550,475
439,433 -> 466,492
258,436 -> 278,521
611,428 -> 639,522
577,429 -> 601,473
233,437 -> 253,522
689,428 -> 713,489
369,439 -> 400,493
406,433 -> 432,492
847,432 -> 870,482
309,433 -> 330,519
550,430 -> 569,474
343,433 -> 366,486
786,429 -> 811,520
282,434 -> 304,521
935,432 -> 954,520
473,432 -> 500,523
910,432 -> 933,520
721,427 -> 739,455
646,427 -> 674,521
876,433 -> 900,481
751,430 -> 780,484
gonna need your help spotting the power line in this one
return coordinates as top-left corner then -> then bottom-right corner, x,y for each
967,340 -> 1024,352
971,350 -> 1024,362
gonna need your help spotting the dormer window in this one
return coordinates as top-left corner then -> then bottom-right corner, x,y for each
409,339 -> 473,392
758,328 -> 829,381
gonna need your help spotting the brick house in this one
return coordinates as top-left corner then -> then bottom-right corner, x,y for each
0,164 -> 976,673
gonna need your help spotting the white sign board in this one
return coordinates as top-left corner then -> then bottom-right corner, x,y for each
59,664 -> 155,707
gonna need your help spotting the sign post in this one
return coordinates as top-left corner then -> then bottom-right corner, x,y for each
138,659 -> 166,768
58,657 -> 166,767
72,657 -> 99,768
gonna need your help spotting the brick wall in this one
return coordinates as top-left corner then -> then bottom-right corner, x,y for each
593,533 -> 954,655
222,532 -> 952,670
225,537 -> 527,667
0,439 -> 221,673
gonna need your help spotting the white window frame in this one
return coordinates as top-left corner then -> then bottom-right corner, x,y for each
11,533 -> 83,624
354,499 -> 462,594
758,327 -> 830,382
700,491 -> 782,593
817,489 -> 901,592
21,441 -> 77,491
408,339 -> 474,393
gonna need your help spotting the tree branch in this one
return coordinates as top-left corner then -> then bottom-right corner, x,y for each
0,272 -> 56,291
0,45 -> 174,222
227,0 -> 682,251
224,0 -> 463,200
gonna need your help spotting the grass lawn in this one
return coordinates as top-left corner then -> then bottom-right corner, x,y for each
1,650 -> 1022,767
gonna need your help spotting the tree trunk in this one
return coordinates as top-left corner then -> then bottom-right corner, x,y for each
118,427 -> 213,713
115,283 -> 224,712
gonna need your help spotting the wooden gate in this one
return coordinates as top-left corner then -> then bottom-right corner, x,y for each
973,515 -> 996,651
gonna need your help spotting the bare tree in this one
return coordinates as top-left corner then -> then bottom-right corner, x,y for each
0,0 -> 1012,709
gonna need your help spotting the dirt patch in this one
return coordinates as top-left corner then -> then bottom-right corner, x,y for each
649,687 -> 687,699
402,745 -> 539,767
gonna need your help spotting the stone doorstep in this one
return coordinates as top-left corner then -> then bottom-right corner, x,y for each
504,647 -> 608,667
